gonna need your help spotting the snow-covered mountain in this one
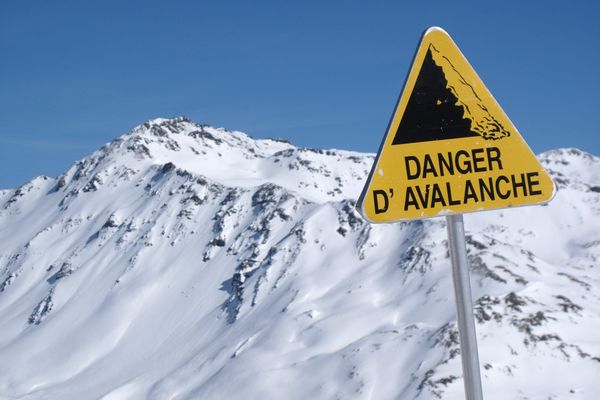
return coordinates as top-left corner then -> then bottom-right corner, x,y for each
0,117 -> 598,399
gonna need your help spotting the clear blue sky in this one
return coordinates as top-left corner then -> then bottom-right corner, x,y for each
1,1 -> 599,189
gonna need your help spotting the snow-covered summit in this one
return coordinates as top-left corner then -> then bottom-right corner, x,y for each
69,116 -> 373,203
0,118 -> 598,399
538,148 -> 600,191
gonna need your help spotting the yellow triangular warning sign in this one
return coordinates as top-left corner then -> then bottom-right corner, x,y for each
358,27 -> 555,223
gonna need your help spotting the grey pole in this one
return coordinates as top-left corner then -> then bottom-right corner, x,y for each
446,213 -> 484,400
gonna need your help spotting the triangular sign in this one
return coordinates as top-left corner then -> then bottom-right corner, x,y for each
358,27 -> 555,223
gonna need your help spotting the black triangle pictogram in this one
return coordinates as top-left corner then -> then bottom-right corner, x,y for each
392,46 -> 480,145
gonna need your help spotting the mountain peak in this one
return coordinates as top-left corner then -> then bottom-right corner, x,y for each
126,116 -> 262,155
46,117 -> 374,204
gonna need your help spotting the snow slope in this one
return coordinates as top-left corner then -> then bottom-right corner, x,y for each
0,117 -> 598,399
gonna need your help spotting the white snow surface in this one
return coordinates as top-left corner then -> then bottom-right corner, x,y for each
0,117 -> 599,399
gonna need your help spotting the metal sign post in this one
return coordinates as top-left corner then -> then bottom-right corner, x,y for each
446,213 -> 483,400
356,27 -> 556,400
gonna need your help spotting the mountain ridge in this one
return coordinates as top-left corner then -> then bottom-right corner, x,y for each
0,117 -> 598,399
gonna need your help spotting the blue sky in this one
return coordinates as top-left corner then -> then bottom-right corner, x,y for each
1,1 -> 599,189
